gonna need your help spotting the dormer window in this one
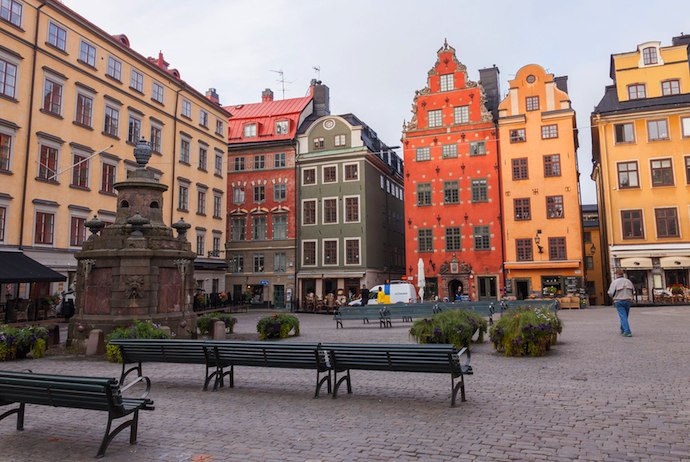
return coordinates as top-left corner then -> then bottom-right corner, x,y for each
243,124 -> 257,138
275,120 -> 288,135
642,47 -> 658,65
440,74 -> 454,92
662,80 -> 680,96
627,84 -> 646,100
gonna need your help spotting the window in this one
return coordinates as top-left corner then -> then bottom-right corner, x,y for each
0,131 -> 12,171
199,110 -> 208,128
428,109 -> 443,127
627,84 -> 645,100
150,125 -> 162,152
655,208 -> 680,238
0,58 -> 17,98
585,256 -> 594,270
548,237 -> 566,260
546,195 -> 564,218
48,22 -> 67,51
70,216 -> 86,247
471,179 -> 488,202
642,46 -> 658,65
252,216 -> 267,240
234,157 -> 245,171
440,73 -> 454,92
106,56 -> 121,80
526,96 -> 540,111
470,141 -> 486,156
130,69 -> 144,92
541,124 -> 558,139
543,154 -> 561,177
442,144 -> 457,158
651,158 -> 674,186
127,116 -> 141,143
302,168 -> 316,185
79,41 -> 96,66
510,129 -> 526,143
181,99 -> 192,118
647,119 -> 669,141
71,152 -> 89,188
453,106 -> 469,125
152,81 -> 164,103
43,79 -> 63,115
621,209 -> 644,239
104,105 -> 119,137
35,212 -> 54,245
344,163 -> 358,180
303,241 -> 316,266
313,137 -> 324,149
584,231 -> 592,243
243,124 -> 256,138
334,134 -> 346,146
323,165 -> 336,183
1,0 -> 22,27
302,200 -> 316,225
274,152 -> 286,168
323,198 -> 337,224
253,154 -> 264,170
215,119 -> 224,136
253,185 -> 265,203
274,252 -> 286,272
416,147 -> 430,161
75,93 -> 93,127
0,205 -> 5,241
197,189 -> 206,215
214,152 -> 223,176
273,215 -> 287,239
511,158 -> 528,180
323,240 -> 337,265
617,161 -> 639,188
682,117 -> 690,138
686,156 -> 690,184
195,233 -> 204,256
275,120 -> 288,135
514,198 -> 531,220
229,255 -> 244,273
179,138 -> 190,163
253,254 -> 264,272
212,236 -> 221,256
178,184 -> 189,211
418,228 -> 433,252
662,80 -> 680,96
474,226 -> 490,250
274,183 -> 286,201
345,239 -> 360,265
516,239 -> 533,261
614,123 -> 635,143
417,183 -> 431,206
230,216 -> 246,241
445,227 -> 461,251
213,194 -> 222,218
38,145 -> 57,181
444,181 -> 459,204
345,196 -> 359,222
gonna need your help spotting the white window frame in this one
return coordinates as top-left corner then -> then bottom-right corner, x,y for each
150,123 -> 163,153
302,239 -> 317,267
47,21 -> 67,51
343,195 -> 361,224
0,51 -> 19,99
0,195 -> 10,243
0,123 -> 16,172
127,114 -> 142,143
152,81 -> 164,103
100,158 -> 117,194
106,56 -> 122,80
322,164 -> 338,183
322,196 -> 339,225
214,150 -> 224,176
181,99 -> 192,118
440,73 -> 453,92
70,147 -> 90,189
215,119 -> 224,136
69,210 -> 89,248
37,137 -> 61,181
79,40 -> 96,67
74,89 -> 94,128
428,109 -> 442,127
322,238 -> 339,266
42,72 -> 64,116
33,203 -> 58,247
178,183 -> 189,211
1,0 -> 23,27
682,117 -> 690,138
343,162 -> 359,181
275,120 -> 288,135
179,136 -> 191,163
130,68 -> 144,93
302,167 -> 316,186
103,104 -> 120,138
301,198 -> 317,226
196,231 -> 206,256
199,109 -> 208,127
272,214 -> 288,239
213,193 -> 222,218
344,237 -> 361,266
243,123 -> 257,138
454,106 -> 469,124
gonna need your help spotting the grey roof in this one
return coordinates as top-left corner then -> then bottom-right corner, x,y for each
593,85 -> 690,115
581,204 -> 599,213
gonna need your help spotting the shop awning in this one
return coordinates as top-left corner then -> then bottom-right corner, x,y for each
619,257 -> 653,270
0,251 -> 67,283
659,256 -> 690,268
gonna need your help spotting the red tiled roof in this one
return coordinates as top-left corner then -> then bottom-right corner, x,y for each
225,95 -> 312,143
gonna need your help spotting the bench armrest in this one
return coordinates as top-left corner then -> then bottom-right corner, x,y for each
120,375 -> 152,400
457,347 -> 472,374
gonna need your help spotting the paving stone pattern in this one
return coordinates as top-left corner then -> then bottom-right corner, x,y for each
2,306 -> 690,461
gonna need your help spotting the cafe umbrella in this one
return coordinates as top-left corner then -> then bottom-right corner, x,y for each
417,258 -> 426,302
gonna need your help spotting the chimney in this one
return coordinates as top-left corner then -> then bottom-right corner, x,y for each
262,88 -> 274,102
672,33 -> 690,47
478,65 -> 501,121
205,88 -> 219,105
554,76 -> 568,94
310,80 -> 330,116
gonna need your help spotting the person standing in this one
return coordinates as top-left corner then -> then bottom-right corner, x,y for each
607,269 -> 635,337
360,286 -> 369,306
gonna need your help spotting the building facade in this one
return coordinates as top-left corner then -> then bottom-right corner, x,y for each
498,64 -> 584,299
582,204 -> 605,305
0,0 -> 229,302
591,35 -> 690,303
296,114 -> 405,307
402,41 -> 503,301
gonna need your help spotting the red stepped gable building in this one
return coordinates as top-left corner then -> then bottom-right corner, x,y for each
225,81 -> 329,308
402,41 -> 503,301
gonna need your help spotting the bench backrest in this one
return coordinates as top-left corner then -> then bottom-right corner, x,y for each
0,371 -> 121,412
109,339 -> 209,365
321,343 -> 460,374
335,306 -> 387,318
206,341 -> 327,371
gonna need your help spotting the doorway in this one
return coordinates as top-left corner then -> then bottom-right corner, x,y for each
448,279 -> 463,301
627,270 -> 648,302
515,279 -> 530,300
273,284 -> 285,309
478,276 -> 497,300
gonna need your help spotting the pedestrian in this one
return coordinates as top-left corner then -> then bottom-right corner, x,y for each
607,269 -> 635,337
360,286 -> 369,306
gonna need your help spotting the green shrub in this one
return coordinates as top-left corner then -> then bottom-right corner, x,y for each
490,306 -> 563,357
409,310 -> 487,349
105,320 -> 171,363
0,326 -> 50,361
196,312 -> 237,335
256,313 -> 300,340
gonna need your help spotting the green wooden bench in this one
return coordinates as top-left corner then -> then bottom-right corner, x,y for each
0,370 -> 154,458
333,306 -> 391,328
321,343 -> 472,407
203,341 -> 331,397
381,304 -> 441,323
109,339 -> 216,390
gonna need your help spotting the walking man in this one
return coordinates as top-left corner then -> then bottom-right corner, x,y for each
607,269 -> 635,337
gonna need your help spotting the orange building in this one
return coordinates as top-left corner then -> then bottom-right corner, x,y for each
498,64 -> 583,299
402,41 -> 503,301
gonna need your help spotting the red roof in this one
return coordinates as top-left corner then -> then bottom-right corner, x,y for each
225,95 -> 312,143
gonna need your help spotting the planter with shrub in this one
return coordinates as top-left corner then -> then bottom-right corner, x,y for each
490,306 -> 562,357
0,325 -> 50,361
256,313 -> 300,340
409,310 -> 487,349
105,320 -> 171,363
196,312 -> 237,336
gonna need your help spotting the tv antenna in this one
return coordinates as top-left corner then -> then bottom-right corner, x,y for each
270,69 -> 292,99
313,66 -> 321,80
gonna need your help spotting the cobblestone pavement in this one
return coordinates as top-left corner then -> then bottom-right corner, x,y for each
2,306 -> 690,461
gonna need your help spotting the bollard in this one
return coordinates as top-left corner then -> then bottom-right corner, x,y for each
85,329 -> 105,356
212,319 -> 226,340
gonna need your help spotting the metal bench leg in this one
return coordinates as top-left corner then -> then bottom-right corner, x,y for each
336,319 -> 343,329
0,403 -> 24,430
332,369 -> 352,399
450,375 -> 466,408
120,362 -> 143,385
315,370 -> 331,398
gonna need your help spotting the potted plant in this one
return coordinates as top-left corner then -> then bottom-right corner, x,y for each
196,312 -> 237,336
105,320 -> 171,363
256,313 -> 300,340
409,310 -> 487,349
490,306 -> 562,357
670,284 -> 685,295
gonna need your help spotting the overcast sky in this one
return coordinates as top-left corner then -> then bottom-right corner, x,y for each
65,0 -> 690,204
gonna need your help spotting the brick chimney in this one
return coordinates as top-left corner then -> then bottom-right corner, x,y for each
262,88 -> 274,102
478,65 -> 501,121
310,79 -> 330,116
205,88 -> 219,105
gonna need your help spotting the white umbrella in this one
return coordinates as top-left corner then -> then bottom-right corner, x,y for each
417,258 -> 425,302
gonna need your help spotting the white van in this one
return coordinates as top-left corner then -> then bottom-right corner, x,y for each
349,281 -> 418,306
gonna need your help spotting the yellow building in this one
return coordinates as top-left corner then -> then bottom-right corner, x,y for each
582,204 -> 605,305
0,0 -> 230,302
591,35 -> 690,303
498,64 -> 583,299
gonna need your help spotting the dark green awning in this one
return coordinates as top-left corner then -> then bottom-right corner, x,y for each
0,251 -> 66,283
